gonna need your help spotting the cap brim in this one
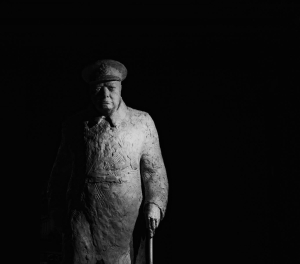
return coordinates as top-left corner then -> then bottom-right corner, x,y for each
88,76 -> 122,84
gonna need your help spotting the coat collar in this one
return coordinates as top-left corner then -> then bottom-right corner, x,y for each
87,98 -> 128,128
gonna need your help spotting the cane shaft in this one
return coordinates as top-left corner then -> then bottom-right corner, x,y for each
148,236 -> 153,264
147,236 -> 153,264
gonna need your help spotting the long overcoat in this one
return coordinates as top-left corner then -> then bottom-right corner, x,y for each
47,100 -> 168,264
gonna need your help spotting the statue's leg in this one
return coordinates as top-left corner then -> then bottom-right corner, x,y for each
66,210 -> 97,264
134,237 -> 146,264
117,250 -> 131,264
130,204 -> 147,264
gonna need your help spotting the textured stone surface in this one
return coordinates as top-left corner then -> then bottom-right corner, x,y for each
47,100 -> 168,264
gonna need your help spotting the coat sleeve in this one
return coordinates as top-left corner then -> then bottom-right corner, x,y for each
47,123 -> 74,213
140,113 -> 169,220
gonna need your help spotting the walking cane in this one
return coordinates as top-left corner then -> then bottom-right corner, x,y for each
147,228 -> 154,264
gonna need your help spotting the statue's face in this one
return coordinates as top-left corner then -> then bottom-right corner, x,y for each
90,81 -> 122,114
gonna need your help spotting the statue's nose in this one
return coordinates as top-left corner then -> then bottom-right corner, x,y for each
103,87 -> 110,97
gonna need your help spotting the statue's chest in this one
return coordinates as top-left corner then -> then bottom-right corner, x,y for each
83,120 -> 144,170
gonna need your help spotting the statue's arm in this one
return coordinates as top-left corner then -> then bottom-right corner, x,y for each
140,114 -> 169,220
47,123 -> 74,214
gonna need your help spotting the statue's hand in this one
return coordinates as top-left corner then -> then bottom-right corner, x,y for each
144,203 -> 161,237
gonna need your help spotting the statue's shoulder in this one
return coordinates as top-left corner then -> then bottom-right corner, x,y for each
127,107 -> 152,125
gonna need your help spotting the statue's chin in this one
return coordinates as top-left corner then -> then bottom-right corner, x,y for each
101,103 -> 112,109
95,104 -> 114,115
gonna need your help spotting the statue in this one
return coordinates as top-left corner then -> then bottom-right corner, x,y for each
47,59 -> 169,264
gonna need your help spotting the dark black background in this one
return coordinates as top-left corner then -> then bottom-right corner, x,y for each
2,12 -> 300,264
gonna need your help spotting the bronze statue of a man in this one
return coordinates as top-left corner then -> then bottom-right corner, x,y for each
47,59 -> 169,264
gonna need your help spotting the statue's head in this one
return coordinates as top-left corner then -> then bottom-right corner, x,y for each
82,59 -> 127,114
89,80 -> 122,114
